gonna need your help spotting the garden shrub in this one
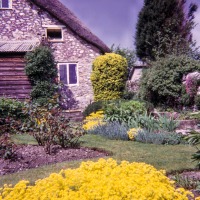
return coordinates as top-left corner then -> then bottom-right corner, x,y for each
185,73 -> 200,99
180,86 -> 193,107
139,55 -> 200,107
89,122 -> 129,140
127,128 -> 141,140
104,100 -> 146,124
91,53 -> 127,101
0,158 -> 193,199
25,46 -> 58,105
142,100 -> 154,113
83,111 -> 105,131
122,90 -> 136,100
195,95 -> 200,110
185,130 -> 200,169
172,173 -> 200,191
135,130 -> 183,145
0,98 -> 25,120
23,103 -> 84,154
0,98 -> 26,135
128,114 -> 179,134
127,113 -> 158,133
188,111 -> 200,120
30,81 -> 57,105
0,134 -> 16,160
83,101 -> 104,117
158,115 -> 180,132
122,97 -> 154,113
25,46 -> 57,84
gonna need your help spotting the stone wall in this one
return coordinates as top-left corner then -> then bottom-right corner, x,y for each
0,0 -> 101,110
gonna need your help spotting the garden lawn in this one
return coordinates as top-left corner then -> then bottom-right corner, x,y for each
0,134 -> 195,187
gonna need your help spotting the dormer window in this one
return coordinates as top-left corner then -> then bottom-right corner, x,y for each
0,0 -> 12,9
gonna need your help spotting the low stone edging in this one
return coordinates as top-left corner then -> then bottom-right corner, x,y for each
62,110 -> 83,121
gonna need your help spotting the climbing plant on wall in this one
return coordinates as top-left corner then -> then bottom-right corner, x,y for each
25,46 -> 58,105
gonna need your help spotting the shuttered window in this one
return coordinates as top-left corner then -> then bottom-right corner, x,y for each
58,63 -> 78,85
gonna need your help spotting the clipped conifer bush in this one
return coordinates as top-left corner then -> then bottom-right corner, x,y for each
91,53 -> 127,101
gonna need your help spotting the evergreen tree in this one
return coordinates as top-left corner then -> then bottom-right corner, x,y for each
135,0 -> 197,61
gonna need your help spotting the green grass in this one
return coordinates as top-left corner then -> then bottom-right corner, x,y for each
80,135 -> 195,171
0,134 -> 196,187
11,134 -> 38,145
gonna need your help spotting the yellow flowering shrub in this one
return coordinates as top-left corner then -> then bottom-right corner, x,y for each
0,158 -> 193,200
83,111 -> 105,131
127,128 -> 141,140
91,53 -> 127,101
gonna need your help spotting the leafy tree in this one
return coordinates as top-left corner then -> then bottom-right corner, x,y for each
111,45 -> 136,78
139,55 -> 200,107
91,53 -> 127,101
135,0 -> 197,61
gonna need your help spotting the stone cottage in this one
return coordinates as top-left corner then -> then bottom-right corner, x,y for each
0,0 -> 110,110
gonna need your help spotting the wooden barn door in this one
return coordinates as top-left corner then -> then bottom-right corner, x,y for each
0,54 -> 31,100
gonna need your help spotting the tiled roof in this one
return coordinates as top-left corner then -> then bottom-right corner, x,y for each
0,40 -> 40,52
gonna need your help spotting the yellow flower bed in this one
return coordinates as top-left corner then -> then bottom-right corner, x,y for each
83,111 -> 105,130
0,158 -> 193,200
127,128 -> 141,140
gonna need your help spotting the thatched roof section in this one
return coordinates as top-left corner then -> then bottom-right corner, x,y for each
30,0 -> 110,53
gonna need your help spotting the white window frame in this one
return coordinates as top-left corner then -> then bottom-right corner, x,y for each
43,25 -> 64,42
0,0 -> 12,9
58,63 -> 79,86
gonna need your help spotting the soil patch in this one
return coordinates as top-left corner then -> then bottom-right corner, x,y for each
168,170 -> 200,199
0,145 -> 109,175
179,171 -> 200,198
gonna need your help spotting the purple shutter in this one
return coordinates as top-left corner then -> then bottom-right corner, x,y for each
69,64 -> 77,84
2,0 -> 9,8
59,65 -> 67,84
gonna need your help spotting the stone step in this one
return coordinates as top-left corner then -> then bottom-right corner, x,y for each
62,110 -> 83,122
177,120 -> 199,130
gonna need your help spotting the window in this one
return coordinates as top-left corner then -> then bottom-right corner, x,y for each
0,0 -> 11,9
46,28 -> 63,41
58,63 -> 78,85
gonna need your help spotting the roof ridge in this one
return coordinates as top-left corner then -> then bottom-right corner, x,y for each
30,0 -> 110,53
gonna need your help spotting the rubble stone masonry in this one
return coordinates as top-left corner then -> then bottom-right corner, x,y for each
0,0 -> 101,109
